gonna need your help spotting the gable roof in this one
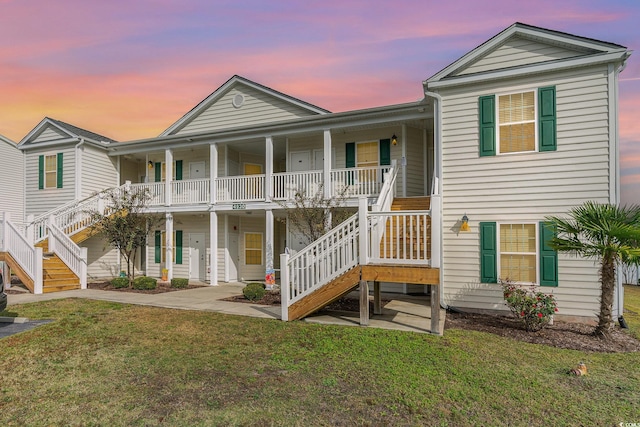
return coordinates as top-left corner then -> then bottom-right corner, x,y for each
18,117 -> 117,149
160,75 -> 331,136
0,133 -> 18,148
425,22 -> 630,89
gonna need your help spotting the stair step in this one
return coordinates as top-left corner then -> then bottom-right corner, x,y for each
44,278 -> 80,287
391,197 -> 431,210
43,283 -> 81,293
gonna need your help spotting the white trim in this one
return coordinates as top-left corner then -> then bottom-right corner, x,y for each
210,211 -> 218,285
608,63 -> 619,205
401,124 -> 407,197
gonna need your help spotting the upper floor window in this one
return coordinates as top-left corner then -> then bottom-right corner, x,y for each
38,153 -> 63,189
479,86 -> 556,157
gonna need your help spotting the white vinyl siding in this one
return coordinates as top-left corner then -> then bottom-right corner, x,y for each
31,126 -> 67,143
85,234 -> 120,279
405,126 -> 426,196
455,36 -> 588,76
0,138 -> 25,222
25,147 -> 75,216
174,85 -> 318,135
439,64 -> 610,319
81,145 -> 118,198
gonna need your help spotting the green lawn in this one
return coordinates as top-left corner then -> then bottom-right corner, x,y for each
0,290 -> 639,426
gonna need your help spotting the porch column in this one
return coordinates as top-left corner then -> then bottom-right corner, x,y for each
210,142 -> 218,205
210,211 -> 218,285
165,149 -> 173,206
265,136 -> 273,202
401,124 -> 407,197
265,209 -> 274,290
165,213 -> 173,280
323,130 -> 332,198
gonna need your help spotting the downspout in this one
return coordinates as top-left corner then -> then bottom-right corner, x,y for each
424,86 -> 447,310
613,58 -> 629,327
75,138 -> 85,200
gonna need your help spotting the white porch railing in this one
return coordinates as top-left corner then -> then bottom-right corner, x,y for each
331,165 -> 392,198
367,210 -> 431,265
171,178 -> 210,205
1,212 -> 43,294
216,175 -> 265,202
272,171 -> 323,200
130,182 -> 165,206
48,218 -> 88,289
280,213 -> 360,321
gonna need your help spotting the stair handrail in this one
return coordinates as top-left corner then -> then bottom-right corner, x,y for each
1,212 -> 43,293
372,159 -> 397,213
280,211 -> 360,320
47,216 -> 88,289
30,183 -> 127,243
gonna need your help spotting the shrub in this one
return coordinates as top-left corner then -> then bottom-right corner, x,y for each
132,276 -> 157,290
171,278 -> 189,288
500,279 -> 558,332
110,277 -> 130,289
243,282 -> 266,301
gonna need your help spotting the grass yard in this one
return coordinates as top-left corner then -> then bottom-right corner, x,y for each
0,290 -> 639,426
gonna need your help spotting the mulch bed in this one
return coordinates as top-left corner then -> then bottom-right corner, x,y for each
87,281 -> 206,294
445,310 -> 640,353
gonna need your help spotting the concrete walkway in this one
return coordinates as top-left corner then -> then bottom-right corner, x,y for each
6,283 -> 445,334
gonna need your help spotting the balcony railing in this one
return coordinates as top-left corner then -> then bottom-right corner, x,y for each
126,165 -> 394,207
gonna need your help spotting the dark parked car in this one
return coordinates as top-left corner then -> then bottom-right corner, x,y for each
0,270 -> 7,312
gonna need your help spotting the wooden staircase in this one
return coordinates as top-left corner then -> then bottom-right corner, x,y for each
35,241 -> 81,293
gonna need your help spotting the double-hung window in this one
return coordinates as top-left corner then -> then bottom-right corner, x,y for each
479,86 -> 556,156
38,153 -> 63,189
245,233 -> 263,265
154,230 -> 183,265
480,222 -> 557,286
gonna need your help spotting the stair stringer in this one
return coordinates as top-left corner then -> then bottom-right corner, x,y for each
287,266 -> 362,321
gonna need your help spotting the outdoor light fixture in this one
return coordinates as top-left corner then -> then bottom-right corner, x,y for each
460,214 -> 471,232
391,134 -> 398,145
148,161 -> 153,169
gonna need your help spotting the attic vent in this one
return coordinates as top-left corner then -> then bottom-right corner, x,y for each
232,93 -> 245,108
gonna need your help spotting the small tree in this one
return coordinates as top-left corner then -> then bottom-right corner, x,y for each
277,185 -> 352,246
88,187 -> 164,285
546,202 -> 640,338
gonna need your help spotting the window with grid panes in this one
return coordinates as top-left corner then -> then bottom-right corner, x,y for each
498,91 -> 535,153
500,223 -> 537,283
245,233 -> 262,265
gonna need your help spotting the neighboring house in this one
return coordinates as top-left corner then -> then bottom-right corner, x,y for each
0,134 -> 24,223
0,23 -> 631,327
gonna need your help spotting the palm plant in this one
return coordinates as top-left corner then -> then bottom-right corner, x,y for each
546,202 -> 640,338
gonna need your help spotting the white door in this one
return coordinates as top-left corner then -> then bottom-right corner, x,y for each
189,161 -> 206,179
227,230 -> 239,281
189,233 -> 206,281
290,151 -> 310,171
313,149 -> 324,170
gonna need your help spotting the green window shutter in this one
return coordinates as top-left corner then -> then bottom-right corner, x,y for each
155,231 -> 161,263
38,155 -> 44,189
175,160 -> 183,181
479,95 -> 496,157
175,230 -> 183,265
345,142 -> 355,167
155,162 -> 162,182
56,152 -> 63,188
539,222 -> 558,286
538,86 -> 556,152
480,222 -> 497,283
379,139 -> 391,166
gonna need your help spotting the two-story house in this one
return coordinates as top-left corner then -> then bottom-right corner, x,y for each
0,23 -> 631,329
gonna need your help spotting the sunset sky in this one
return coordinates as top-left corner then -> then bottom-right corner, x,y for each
0,0 -> 638,203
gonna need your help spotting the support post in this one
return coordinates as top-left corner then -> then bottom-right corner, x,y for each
210,211 -> 218,285
34,247 -> 43,295
359,280 -> 369,326
1,212 -> 9,251
430,284 -> 442,335
323,130 -> 332,198
210,143 -> 218,205
265,209 -> 274,289
265,136 -> 273,202
358,197 -> 368,266
80,247 -> 88,289
280,253 -> 290,321
430,194 -> 441,268
165,149 -> 173,206
373,281 -> 381,314
25,214 -> 34,245
165,213 -> 173,280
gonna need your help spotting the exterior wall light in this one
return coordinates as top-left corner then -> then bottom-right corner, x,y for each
148,161 -> 153,169
460,214 -> 471,232
391,134 -> 398,145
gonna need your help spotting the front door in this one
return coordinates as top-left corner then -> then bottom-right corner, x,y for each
189,233 -> 206,281
290,151 -> 310,172
189,161 -> 206,179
